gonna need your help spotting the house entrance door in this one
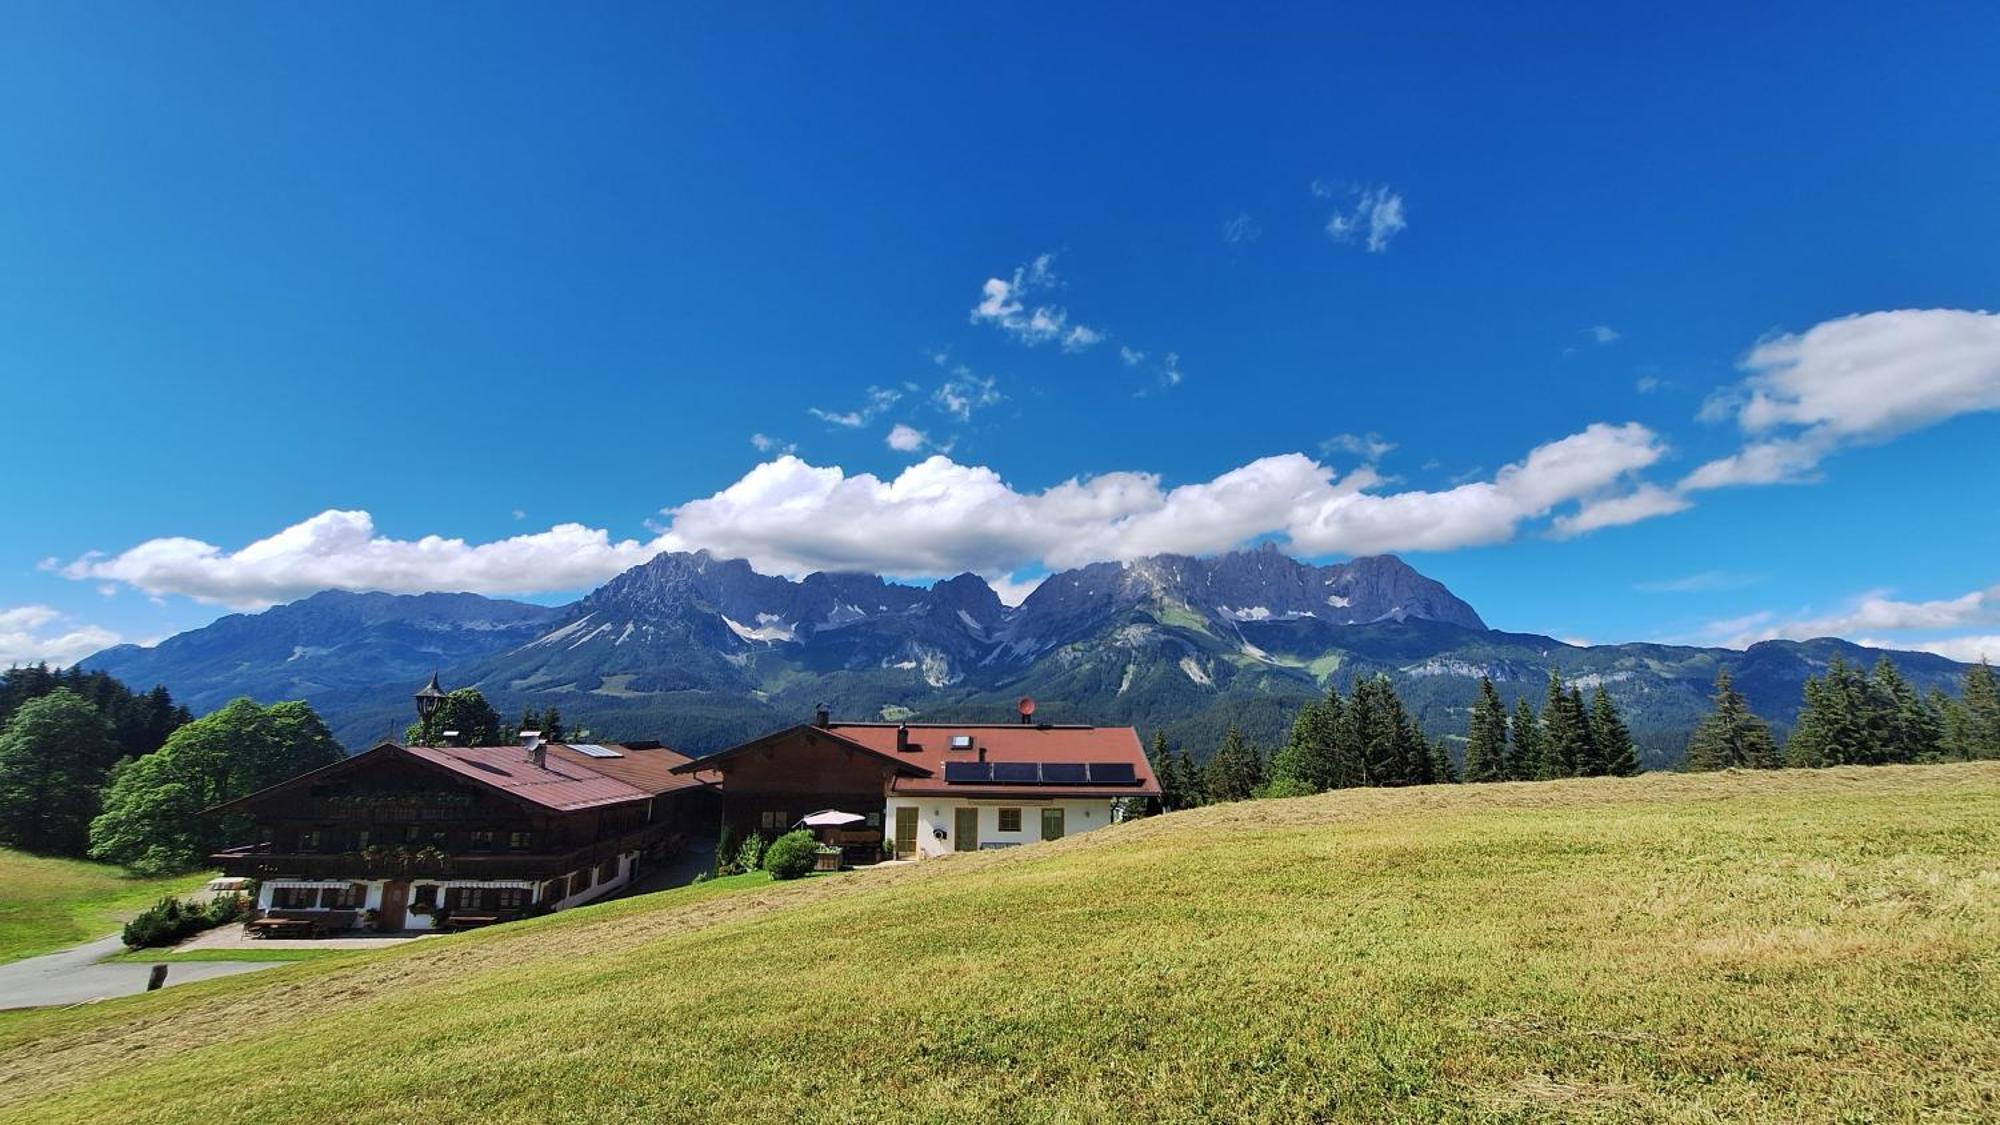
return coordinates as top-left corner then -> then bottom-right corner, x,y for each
954,807 -> 979,852
894,807 -> 918,858
379,881 -> 409,931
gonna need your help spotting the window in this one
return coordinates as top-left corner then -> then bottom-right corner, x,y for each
412,884 -> 437,908
444,886 -> 473,910
507,830 -> 533,852
353,829 -> 371,850
402,824 -> 423,845
273,886 -> 317,909
760,810 -> 787,830
866,812 -> 881,827
569,868 -> 593,897
297,830 -> 322,853
1041,807 -> 1066,841
496,888 -> 528,911
997,808 -> 1023,833
319,884 -> 361,909
470,830 -> 495,852
597,858 -> 617,884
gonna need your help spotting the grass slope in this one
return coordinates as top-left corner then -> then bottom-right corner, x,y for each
1,767 -> 1996,1123
0,851 -> 207,964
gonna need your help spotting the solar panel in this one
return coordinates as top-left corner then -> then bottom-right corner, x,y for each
991,761 -> 1040,783
943,761 -> 992,783
1087,762 -> 1137,784
568,743 -> 623,759
1039,762 -> 1087,783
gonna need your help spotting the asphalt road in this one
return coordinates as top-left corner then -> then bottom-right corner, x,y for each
0,935 -> 282,1010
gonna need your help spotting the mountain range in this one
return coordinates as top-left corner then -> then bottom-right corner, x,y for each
82,547 -> 1969,767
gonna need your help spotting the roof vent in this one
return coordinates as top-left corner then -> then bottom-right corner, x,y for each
814,703 -> 831,729
520,730 -> 546,770
895,722 -> 911,753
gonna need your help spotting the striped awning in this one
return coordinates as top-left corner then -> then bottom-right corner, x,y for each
265,879 -> 358,890
432,879 -> 539,890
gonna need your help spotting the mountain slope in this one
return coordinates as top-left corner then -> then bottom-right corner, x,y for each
82,591 -> 560,716
2,764 -> 1994,1122
78,550 -> 1968,761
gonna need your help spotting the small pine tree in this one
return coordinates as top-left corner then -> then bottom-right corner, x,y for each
1508,697 -> 1542,781
1429,737 -> 1459,784
1540,672 -> 1593,778
1462,677 -> 1509,783
1961,661 -> 2000,760
1203,727 -> 1265,803
1872,657 -> 1939,763
541,706 -> 566,743
1686,667 -> 1779,770
1590,686 -> 1640,776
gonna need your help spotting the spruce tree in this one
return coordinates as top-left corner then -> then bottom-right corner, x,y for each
1203,727 -> 1265,803
1429,737 -> 1459,784
1872,657 -> 1939,763
1541,672 -> 1593,778
1462,676 -> 1509,783
1570,686 -> 1606,776
1956,661 -> 2000,760
1686,667 -> 1779,770
541,706 -> 566,742
1590,686 -> 1640,776
1273,686 -> 1346,792
1508,697 -> 1542,781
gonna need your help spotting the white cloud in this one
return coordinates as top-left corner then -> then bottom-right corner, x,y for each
1324,185 -> 1407,253
1635,375 -> 1665,394
1119,346 -> 1145,367
970,253 -> 1103,349
1684,309 -> 2000,490
58,511 -> 666,609
1319,433 -> 1397,462
511,508 -> 527,520
984,573 -> 1045,608
0,606 -> 122,668
749,433 -> 797,455
1591,325 -> 1621,344
63,425 -> 1679,607
932,370 -> 1002,422
1550,484 -> 1692,538
808,386 -> 900,428
1061,325 -> 1104,353
886,424 -> 929,453
1873,634 -> 2000,662
1157,352 -> 1184,388
1698,582 -> 2000,652
1634,570 -> 1763,594
1222,212 -> 1262,244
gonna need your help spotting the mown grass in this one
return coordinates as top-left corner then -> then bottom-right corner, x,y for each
0,851 -> 209,964
0,765 -> 1995,1123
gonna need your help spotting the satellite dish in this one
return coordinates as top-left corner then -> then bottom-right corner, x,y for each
1017,696 -> 1036,717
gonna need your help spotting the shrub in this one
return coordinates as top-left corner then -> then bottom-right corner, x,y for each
1254,777 -> 1318,800
735,832 -> 768,873
205,893 -> 251,926
122,895 -> 216,949
763,830 -> 820,881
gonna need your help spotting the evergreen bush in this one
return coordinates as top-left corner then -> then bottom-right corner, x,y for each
762,830 -> 820,880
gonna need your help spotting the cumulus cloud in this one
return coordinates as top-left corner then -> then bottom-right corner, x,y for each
886,424 -> 929,453
750,433 -> 796,455
62,423 -> 1679,607
1323,185 -> 1407,253
808,386 -> 900,428
1550,483 -> 1691,538
1874,634 -> 2000,662
1683,309 -> 2000,491
1698,581 -> 2000,654
58,511 -> 665,609
970,253 -> 1104,349
0,606 -> 122,667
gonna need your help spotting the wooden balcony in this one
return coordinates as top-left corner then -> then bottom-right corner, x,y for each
212,824 -> 674,882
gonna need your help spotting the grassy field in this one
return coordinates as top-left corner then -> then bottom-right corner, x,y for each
0,765 -> 1995,1123
0,851 -> 209,964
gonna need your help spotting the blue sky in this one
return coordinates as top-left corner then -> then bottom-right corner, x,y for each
4,3 -> 1999,665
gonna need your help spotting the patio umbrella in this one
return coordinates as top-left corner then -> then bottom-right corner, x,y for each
798,809 -> 866,827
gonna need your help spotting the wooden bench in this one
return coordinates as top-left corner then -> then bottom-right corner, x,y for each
246,909 -> 358,938
441,912 -> 503,931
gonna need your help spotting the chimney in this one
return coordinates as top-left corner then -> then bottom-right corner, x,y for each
895,722 -> 910,753
814,703 -> 830,729
977,746 -> 987,763
521,730 -> 546,770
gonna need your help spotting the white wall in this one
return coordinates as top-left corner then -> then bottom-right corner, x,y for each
884,797 -> 1113,859
254,854 -> 638,931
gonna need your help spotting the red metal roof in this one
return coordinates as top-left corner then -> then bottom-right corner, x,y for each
827,722 -> 1161,799
404,743 -> 680,812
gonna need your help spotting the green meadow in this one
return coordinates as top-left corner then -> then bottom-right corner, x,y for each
0,765 -> 1994,1123
0,851 -> 208,965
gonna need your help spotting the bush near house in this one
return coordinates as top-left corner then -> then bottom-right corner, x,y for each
120,894 -> 251,950
761,830 -> 819,880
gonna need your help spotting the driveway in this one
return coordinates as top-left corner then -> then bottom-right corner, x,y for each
0,936 -> 283,1011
